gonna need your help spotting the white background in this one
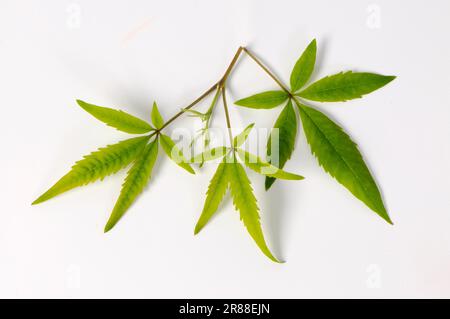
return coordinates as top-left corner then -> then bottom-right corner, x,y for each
1,0 -> 449,298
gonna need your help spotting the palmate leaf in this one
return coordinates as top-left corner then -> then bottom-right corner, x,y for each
194,159 -> 230,234
236,149 -> 304,180
233,123 -> 254,147
290,39 -> 317,92
77,100 -> 153,134
32,136 -> 150,205
234,90 -> 289,109
297,104 -> 392,224
228,159 -> 280,263
151,102 -> 164,129
104,139 -> 159,232
160,134 -> 195,174
265,100 -> 298,190
297,71 -> 396,102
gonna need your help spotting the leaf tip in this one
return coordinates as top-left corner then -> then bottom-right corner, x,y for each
76,99 -> 87,108
194,224 -> 202,235
103,221 -> 116,233
264,176 -> 275,191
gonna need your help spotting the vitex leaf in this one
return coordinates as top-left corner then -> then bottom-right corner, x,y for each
228,159 -> 281,263
32,136 -> 149,205
290,39 -> 317,93
236,149 -> 304,180
160,134 -> 195,174
265,100 -> 298,190
151,101 -> 164,129
189,147 -> 229,163
233,123 -> 255,147
104,139 -> 159,232
297,103 -> 392,224
77,100 -> 153,134
194,159 -> 230,234
235,91 -> 289,109
297,71 -> 396,102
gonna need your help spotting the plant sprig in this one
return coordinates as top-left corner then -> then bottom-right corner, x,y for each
33,39 -> 395,262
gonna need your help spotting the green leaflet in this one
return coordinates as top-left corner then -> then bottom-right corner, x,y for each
151,102 -> 164,129
234,91 -> 289,109
297,71 -> 396,102
297,104 -> 392,224
189,147 -> 229,163
160,134 -> 195,174
233,123 -> 254,147
265,100 -> 298,190
290,39 -> 317,92
236,149 -> 304,180
194,159 -> 230,234
228,159 -> 280,263
104,139 -> 159,232
77,100 -> 153,134
32,136 -> 149,205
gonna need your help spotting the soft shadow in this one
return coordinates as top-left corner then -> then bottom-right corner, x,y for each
260,182 -> 289,261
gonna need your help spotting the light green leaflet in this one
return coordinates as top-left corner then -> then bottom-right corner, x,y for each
104,139 -> 159,232
77,100 -> 153,134
32,136 -> 149,205
233,123 -> 255,147
194,159 -> 230,234
297,71 -> 396,102
236,149 -> 303,180
189,147 -> 229,163
234,91 -> 289,109
151,102 -> 164,128
265,100 -> 298,190
228,160 -> 280,262
160,134 -> 195,174
290,39 -> 317,92
297,103 -> 392,224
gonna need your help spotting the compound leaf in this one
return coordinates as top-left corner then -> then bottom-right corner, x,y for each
265,100 -> 298,190
228,160 -> 280,263
77,100 -> 153,134
235,91 -> 289,109
104,139 -> 159,232
194,159 -> 230,234
290,39 -> 317,92
151,102 -> 164,129
298,104 -> 392,224
160,134 -> 195,174
297,71 -> 395,102
236,149 -> 304,180
32,136 -> 149,205
233,123 -> 255,147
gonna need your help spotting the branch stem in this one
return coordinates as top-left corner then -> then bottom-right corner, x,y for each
221,86 -> 234,147
242,47 -> 292,95
151,46 -> 244,139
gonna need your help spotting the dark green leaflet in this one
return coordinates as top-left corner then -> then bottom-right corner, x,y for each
297,71 -> 395,102
234,91 -> 289,109
297,104 -> 392,224
290,39 -> 317,92
265,100 -> 298,190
